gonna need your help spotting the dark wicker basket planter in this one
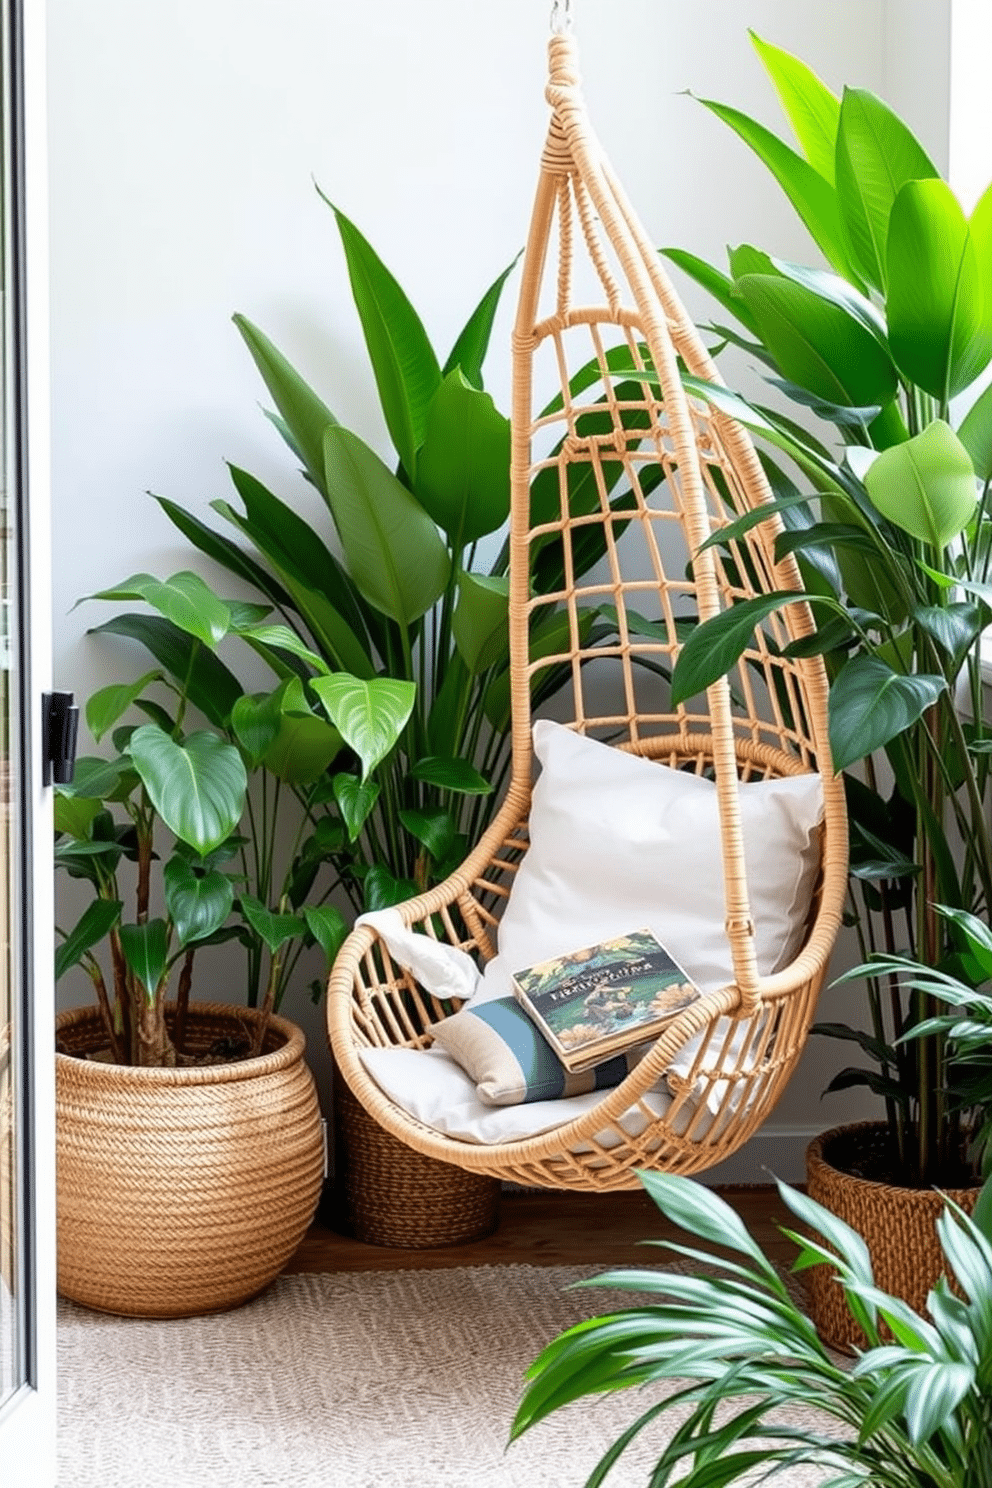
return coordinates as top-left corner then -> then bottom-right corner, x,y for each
805,1121 -> 980,1351
56,1002 -> 326,1318
333,1079 -> 500,1248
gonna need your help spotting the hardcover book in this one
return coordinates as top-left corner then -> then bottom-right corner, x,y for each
511,929 -> 702,1073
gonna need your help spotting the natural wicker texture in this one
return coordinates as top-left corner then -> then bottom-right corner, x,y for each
333,1081 -> 500,1247
326,31 -> 848,1191
806,1123 -> 980,1351
56,1002 -> 325,1318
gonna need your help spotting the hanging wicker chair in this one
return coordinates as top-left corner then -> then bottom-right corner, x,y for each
326,29 -> 847,1201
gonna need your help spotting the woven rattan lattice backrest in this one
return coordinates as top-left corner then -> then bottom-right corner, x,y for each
508,35 -> 836,998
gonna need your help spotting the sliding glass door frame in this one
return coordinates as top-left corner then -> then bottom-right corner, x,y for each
0,0 -> 56,1479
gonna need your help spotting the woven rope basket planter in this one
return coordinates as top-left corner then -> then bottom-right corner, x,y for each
806,1122 -> 980,1352
56,1002 -> 325,1318
333,1080 -> 500,1248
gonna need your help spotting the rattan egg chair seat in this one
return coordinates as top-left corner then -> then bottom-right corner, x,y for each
326,30 -> 847,1193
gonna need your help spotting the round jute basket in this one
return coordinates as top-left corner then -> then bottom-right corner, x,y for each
56,1002 -> 325,1318
806,1122 -> 980,1352
333,1079 -> 500,1248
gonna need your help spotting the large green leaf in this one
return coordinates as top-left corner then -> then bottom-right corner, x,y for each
163,856 -> 234,948
302,905 -> 348,966
310,673 -> 415,780
55,898 -> 123,981
398,807 -> 457,862
835,86 -> 938,293
414,371 -> 511,545
230,690 -> 284,768
768,257 -> 888,343
234,624 -> 329,675
863,420 -> 978,548
263,704 -> 343,785
749,32 -> 840,184
233,314 -> 338,487
670,591 -> 816,706
155,495 -> 295,611
89,614 -> 243,729
452,572 -> 509,674
332,772 -> 381,842
323,427 -> 450,624
85,670 -> 162,743
240,895 -> 305,955
828,655 -> 947,773
887,179 -> 992,401
59,753 -> 139,804
697,96 -> 862,284
129,725 -> 248,855
327,199 -> 441,477
959,380 -> 992,484
660,248 -> 758,335
119,919 -> 169,1004
443,253 -> 520,388
86,571 -> 231,648
54,791 -> 104,839
410,756 -> 492,795
734,274 -> 897,409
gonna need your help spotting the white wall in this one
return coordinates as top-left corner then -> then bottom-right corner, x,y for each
46,0 -> 954,1177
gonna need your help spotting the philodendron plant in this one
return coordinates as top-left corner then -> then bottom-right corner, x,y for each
658,33 -> 992,1185
513,1172 -> 992,1488
55,569 -> 349,1067
157,199 -> 621,916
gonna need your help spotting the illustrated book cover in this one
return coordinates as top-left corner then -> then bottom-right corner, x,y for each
511,929 -> 702,1072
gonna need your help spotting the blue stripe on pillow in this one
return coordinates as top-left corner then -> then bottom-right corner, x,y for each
468,999 -> 566,1102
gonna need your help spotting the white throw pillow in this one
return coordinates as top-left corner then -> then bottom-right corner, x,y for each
475,720 -> 823,1004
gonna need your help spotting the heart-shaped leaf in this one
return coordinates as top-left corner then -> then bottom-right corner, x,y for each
231,690 -> 284,768
863,421 -> 978,549
85,670 -> 163,742
828,655 -> 947,772
363,865 -> 418,913
54,792 -> 104,840
240,895 -> 305,955
398,808 -> 457,862
119,919 -> 169,1005
163,856 -> 234,948
129,725 -> 248,856
263,707 -> 343,785
302,905 -> 348,966
55,899 -> 123,981
332,772 -> 381,842
310,673 -> 415,780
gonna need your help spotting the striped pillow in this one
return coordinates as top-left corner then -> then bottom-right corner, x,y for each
429,996 -> 644,1107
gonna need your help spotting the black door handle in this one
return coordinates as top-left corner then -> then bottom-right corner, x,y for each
42,691 -> 79,786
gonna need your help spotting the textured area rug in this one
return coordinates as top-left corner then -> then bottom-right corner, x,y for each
58,1263 -> 836,1488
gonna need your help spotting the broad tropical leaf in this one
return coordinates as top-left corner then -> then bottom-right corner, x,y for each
119,919 -> 169,1004
414,371 -> 511,544
410,756 -> 492,794
163,856 -> 234,947
86,571 -> 231,648
327,199 -> 441,477
862,421 -> 977,548
302,904 -> 348,965
240,895 -> 305,955
85,670 -> 162,742
129,725 -> 248,855
332,772 -> 381,842
750,32 -> 840,184
734,274 -> 897,409
452,572 -> 509,674
55,898 -> 123,981
89,614 -> 243,729
310,673 -> 415,780
886,179 -> 992,401
835,87 -> 938,292
263,704 -> 342,785
230,690 -> 284,768
670,591 -> 818,706
233,314 -> 338,486
443,253 -> 520,388
323,427 -> 450,625
828,655 -> 947,773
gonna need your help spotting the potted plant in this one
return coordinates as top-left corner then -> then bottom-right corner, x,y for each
54,568 -> 338,1316
655,33 -> 992,1338
512,1171 -> 992,1484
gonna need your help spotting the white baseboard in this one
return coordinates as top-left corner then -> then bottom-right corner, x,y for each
700,1123 -> 823,1186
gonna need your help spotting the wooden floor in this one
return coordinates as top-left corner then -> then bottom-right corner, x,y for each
286,1185 -> 799,1275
